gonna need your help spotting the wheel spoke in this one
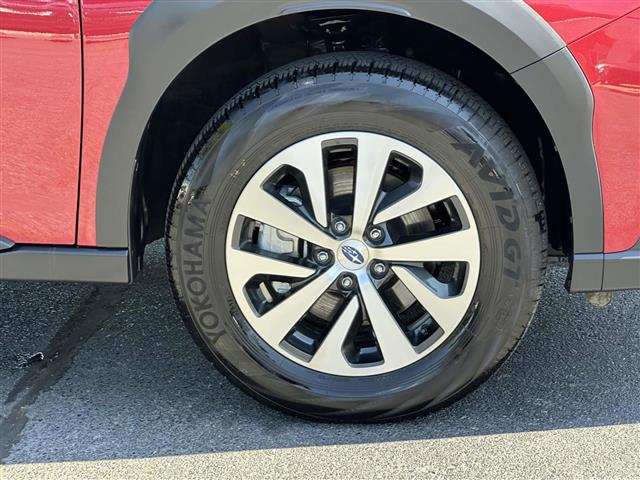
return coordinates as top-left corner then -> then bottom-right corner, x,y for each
249,265 -> 342,345
226,249 -> 316,290
374,163 -> 460,224
352,134 -> 391,235
308,296 -> 360,372
370,228 -> 478,263
234,186 -> 338,251
393,266 -> 468,334
271,138 -> 329,227
357,274 -> 418,367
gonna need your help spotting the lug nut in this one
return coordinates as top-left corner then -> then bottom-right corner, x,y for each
331,218 -> 348,236
338,273 -> 356,291
367,226 -> 384,244
371,261 -> 387,279
314,250 -> 331,266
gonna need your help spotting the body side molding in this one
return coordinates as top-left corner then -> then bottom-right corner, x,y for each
602,239 -> 640,291
570,238 -> 640,292
0,247 -> 130,283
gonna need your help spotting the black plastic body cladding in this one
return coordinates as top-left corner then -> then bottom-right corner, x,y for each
0,247 -> 130,283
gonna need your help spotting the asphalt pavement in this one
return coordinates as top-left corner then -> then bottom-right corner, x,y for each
1,241 -> 639,479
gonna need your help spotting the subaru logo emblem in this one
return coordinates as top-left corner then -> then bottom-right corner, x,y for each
341,245 -> 364,265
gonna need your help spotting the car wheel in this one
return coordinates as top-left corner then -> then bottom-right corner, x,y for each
166,52 -> 547,421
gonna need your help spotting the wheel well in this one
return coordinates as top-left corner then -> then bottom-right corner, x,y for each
136,9 -> 572,256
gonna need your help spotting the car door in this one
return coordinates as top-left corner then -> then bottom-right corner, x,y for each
0,0 -> 82,245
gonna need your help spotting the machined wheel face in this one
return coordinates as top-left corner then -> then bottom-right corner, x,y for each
225,132 -> 480,376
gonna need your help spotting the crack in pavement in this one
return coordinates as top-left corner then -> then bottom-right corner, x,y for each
0,285 -> 129,463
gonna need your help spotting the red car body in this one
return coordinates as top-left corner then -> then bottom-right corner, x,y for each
1,0 -> 639,291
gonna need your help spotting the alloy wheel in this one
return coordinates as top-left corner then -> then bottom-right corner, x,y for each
225,132 -> 480,376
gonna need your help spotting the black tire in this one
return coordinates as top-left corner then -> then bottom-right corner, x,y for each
165,52 -> 547,422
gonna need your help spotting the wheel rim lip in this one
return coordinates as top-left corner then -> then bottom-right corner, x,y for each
225,131 -> 481,377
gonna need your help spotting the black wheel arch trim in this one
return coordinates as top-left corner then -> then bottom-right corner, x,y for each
94,0 -> 605,291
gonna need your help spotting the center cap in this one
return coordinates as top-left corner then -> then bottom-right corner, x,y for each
337,239 -> 369,270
